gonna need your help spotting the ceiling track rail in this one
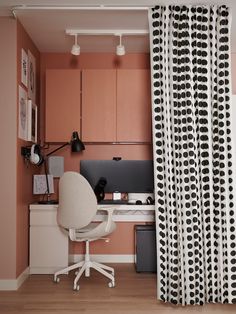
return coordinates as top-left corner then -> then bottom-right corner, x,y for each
12,5 -> 150,13
66,29 -> 149,36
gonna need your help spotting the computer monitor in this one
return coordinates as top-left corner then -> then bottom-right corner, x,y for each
80,160 -> 154,193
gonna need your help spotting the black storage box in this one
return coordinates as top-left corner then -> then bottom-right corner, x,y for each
135,224 -> 157,273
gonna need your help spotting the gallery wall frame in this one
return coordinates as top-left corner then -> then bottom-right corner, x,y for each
18,85 -> 28,141
27,100 -> 38,143
21,48 -> 28,87
28,50 -> 36,102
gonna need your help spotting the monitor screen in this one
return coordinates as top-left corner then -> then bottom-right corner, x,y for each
80,160 -> 154,193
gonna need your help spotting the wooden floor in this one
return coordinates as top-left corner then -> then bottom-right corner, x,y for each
0,264 -> 236,314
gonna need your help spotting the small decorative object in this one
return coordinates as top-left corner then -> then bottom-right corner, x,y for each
27,100 -> 37,142
28,50 -> 36,101
21,49 -> 28,87
33,174 -> 54,195
48,156 -> 64,178
18,85 -> 28,141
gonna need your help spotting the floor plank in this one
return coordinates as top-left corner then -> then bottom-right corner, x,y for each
0,264 -> 236,314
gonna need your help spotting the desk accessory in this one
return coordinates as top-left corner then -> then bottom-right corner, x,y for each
33,174 -> 54,195
113,191 -> 121,200
94,177 -> 107,202
48,156 -> 64,178
128,193 -> 154,205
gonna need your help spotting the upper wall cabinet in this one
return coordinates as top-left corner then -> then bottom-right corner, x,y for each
81,69 -> 151,143
45,69 -> 81,142
82,69 -> 117,142
117,69 -> 151,142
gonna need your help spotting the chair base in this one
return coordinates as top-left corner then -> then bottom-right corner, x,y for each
54,241 -> 115,290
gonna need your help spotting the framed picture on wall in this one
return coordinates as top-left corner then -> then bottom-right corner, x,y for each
28,50 -> 36,102
21,49 -> 28,87
27,100 -> 38,143
18,85 -> 28,141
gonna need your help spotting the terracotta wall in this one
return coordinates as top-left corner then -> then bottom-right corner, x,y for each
40,53 -> 153,255
0,17 -> 41,280
16,21 -> 41,277
0,18 -> 17,279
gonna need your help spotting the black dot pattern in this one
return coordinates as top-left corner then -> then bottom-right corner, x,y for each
149,5 -> 236,305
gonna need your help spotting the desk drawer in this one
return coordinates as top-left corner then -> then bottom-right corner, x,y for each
30,210 -> 58,226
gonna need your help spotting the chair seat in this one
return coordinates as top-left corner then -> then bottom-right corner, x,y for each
75,221 -> 116,241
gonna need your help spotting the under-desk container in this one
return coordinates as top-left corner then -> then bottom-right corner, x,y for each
135,225 -> 157,273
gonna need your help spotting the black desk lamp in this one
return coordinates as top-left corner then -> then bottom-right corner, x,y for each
21,131 -> 85,204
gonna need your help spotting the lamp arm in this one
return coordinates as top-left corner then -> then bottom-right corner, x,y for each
46,142 -> 69,157
44,160 -> 50,196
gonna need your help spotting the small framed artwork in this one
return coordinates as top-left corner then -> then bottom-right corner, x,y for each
21,49 -> 28,87
27,100 -> 38,143
28,50 -> 36,102
18,85 -> 28,141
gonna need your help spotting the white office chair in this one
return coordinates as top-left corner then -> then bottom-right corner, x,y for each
54,171 -> 116,291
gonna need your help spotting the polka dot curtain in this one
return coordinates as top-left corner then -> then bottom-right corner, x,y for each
149,5 -> 236,305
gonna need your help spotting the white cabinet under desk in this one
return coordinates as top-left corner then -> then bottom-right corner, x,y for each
29,204 -> 69,274
29,203 -> 155,274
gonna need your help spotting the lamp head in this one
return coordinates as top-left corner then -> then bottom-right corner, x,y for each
71,35 -> 80,56
71,131 -> 85,152
116,34 -> 125,56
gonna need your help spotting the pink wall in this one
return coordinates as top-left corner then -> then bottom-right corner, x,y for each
0,18 -> 17,279
0,17 -> 41,280
16,21 -> 41,277
40,53 -> 152,255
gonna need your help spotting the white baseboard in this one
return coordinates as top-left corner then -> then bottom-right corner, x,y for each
69,254 -> 135,264
0,267 -> 29,291
30,266 -> 67,274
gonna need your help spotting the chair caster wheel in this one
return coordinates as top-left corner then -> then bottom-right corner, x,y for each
108,281 -> 115,288
73,284 -> 80,291
54,277 -> 60,283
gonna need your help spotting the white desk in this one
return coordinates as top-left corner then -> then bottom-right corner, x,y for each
29,203 -> 155,274
30,203 -> 155,222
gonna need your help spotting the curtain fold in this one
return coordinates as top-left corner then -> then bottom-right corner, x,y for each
149,5 -> 236,305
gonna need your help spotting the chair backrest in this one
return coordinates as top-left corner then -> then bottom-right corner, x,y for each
58,171 -> 97,229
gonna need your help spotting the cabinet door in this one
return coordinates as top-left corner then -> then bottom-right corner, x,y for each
45,69 -> 81,142
30,226 -> 68,274
117,69 -> 152,142
82,69 -> 116,142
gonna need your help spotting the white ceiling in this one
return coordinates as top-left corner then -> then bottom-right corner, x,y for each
0,0 -> 236,54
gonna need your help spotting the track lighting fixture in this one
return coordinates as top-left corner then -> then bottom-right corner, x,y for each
71,34 -> 80,56
66,29 -> 148,56
116,34 -> 125,56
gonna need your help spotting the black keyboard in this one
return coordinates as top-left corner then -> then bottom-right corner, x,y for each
99,199 -> 128,205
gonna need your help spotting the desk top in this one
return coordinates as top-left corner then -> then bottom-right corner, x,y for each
30,203 -> 155,211
97,204 -> 155,211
